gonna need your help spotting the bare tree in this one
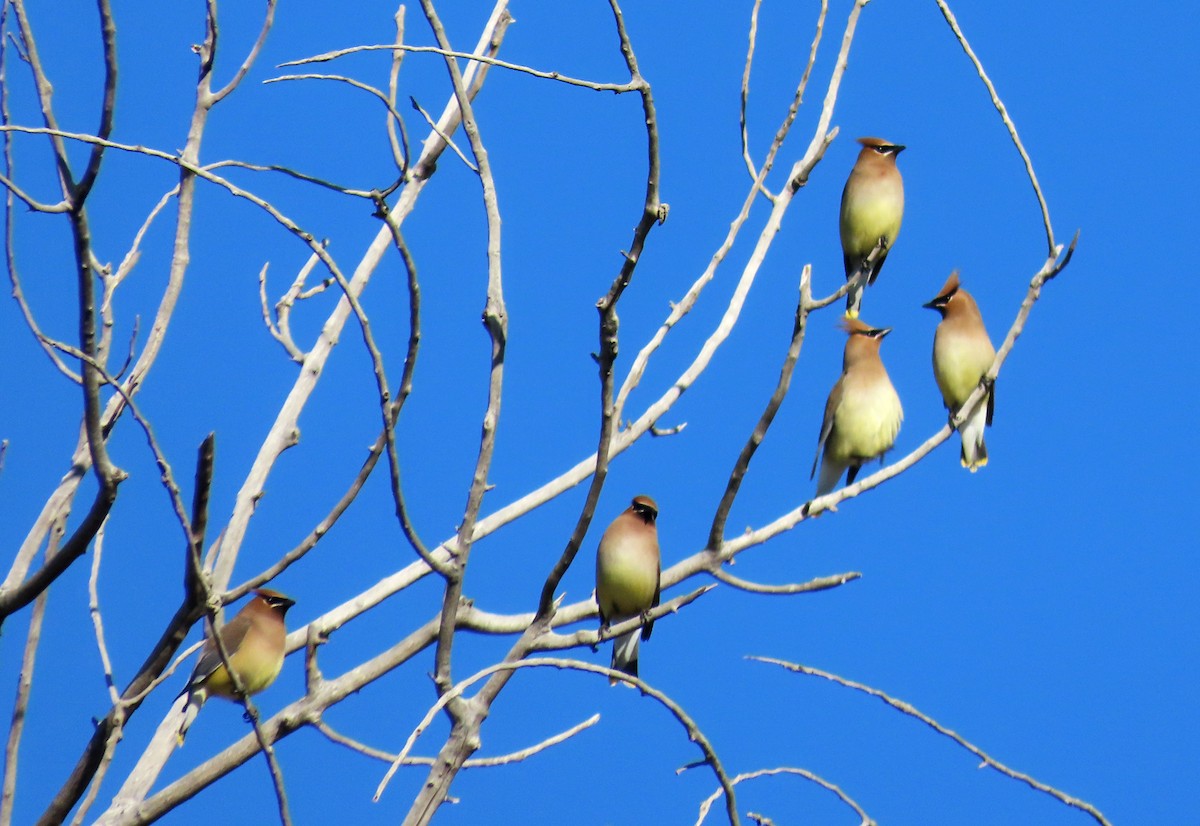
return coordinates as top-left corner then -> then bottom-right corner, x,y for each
0,1 -> 1098,824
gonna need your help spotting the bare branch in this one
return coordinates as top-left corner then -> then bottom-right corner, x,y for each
696,766 -> 874,826
707,269 -> 810,550
710,568 -> 861,596
750,657 -> 1110,826
72,525 -> 125,826
407,94 -> 477,171
315,713 -> 600,768
375,657 -> 738,824
1,529 -> 57,824
258,263 -> 305,362
934,0 -> 1055,254
207,0 -> 277,105
385,7 -> 411,171
280,43 -> 640,94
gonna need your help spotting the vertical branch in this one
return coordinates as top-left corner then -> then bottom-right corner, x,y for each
402,3 -> 663,823
534,0 -> 663,621
386,5 -> 411,171
417,0 -> 508,700
372,202 -> 434,563
0,520 -> 61,825
70,526 -> 125,826
74,0 -> 118,202
186,434 -> 216,601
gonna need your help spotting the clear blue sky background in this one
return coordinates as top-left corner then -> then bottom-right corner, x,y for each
1,1 -> 1195,824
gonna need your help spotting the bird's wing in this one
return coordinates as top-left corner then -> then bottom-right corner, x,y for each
642,554 -> 662,641
811,379 -> 843,479
189,614 -> 253,686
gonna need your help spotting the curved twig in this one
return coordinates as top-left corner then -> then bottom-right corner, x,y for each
696,766 -> 873,826
375,657 -> 739,824
934,0 -> 1054,254
750,657 -> 1110,826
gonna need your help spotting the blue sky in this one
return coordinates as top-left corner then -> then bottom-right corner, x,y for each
1,1 -> 1195,823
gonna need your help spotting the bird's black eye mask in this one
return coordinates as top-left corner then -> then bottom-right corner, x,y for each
924,289 -> 957,309
633,504 -> 657,522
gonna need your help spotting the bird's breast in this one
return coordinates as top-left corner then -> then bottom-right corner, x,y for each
829,377 -> 903,460
597,538 -> 658,619
933,330 -> 995,407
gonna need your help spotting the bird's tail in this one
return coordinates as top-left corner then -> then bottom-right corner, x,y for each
176,688 -> 206,745
815,457 -> 845,498
959,400 -> 989,472
845,285 -> 863,318
609,628 -> 641,686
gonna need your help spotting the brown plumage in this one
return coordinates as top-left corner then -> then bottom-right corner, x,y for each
923,271 -> 996,471
595,495 -> 661,685
840,137 -> 906,317
811,317 -> 903,497
177,588 -> 295,743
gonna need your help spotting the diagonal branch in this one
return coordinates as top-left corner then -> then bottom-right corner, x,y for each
751,657 -> 1110,826
934,0 -> 1055,254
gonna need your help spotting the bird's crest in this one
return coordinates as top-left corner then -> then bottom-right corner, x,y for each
923,271 -> 962,312
844,316 -> 892,340
933,270 -> 961,301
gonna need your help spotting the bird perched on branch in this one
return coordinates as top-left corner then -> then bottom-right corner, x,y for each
840,137 -> 905,317
811,318 -> 903,498
177,588 -> 295,743
924,271 -> 996,471
595,495 -> 661,685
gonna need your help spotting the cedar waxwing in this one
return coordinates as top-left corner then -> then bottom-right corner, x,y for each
923,272 -> 996,471
811,318 -> 904,497
177,589 -> 295,743
595,495 -> 661,685
840,137 -> 905,317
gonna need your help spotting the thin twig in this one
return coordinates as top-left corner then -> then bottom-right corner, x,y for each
386,6 -> 411,172
207,0 -> 276,105
710,569 -> 861,596
375,657 -> 738,825
933,0 -> 1054,254
407,95 -> 477,171
73,523 -> 124,825
707,269 -> 810,550
696,766 -> 874,826
750,657 -> 1110,826
416,0 -> 509,711
280,43 -> 640,94
258,263 -> 305,361
315,713 -> 600,767
1,523 -> 59,824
